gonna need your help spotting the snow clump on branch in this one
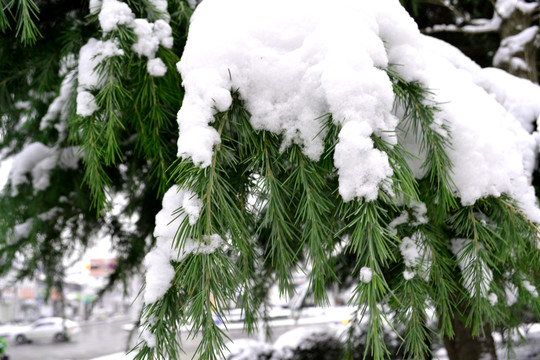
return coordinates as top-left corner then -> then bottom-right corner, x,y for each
175,0 -> 540,222
144,185 -> 223,304
177,0 -> 427,202
451,238 -> 493,299
9,143 -> 79,196
417,36 -> 540,222
79,0 -> 173,90
76,38 -> 124,116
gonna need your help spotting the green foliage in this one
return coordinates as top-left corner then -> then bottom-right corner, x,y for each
0,0 -> 191,314
0,0 -> 42,45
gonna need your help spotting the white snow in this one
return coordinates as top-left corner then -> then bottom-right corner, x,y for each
493,26 -> 539,71
273,326 -> 338,355
174,0 -> 540,222
143,237 -> 176,304
389,211 -> 409,235
488,292 -> 498,306
140,328 -> 156,347
13,220 -> 33,242
403,269 -> 415,280
359,267 -> 373,283
335,121 -> 393,201
58,146 -> 81,169
451,238 -> 493,298
145,185 -> 223,303
497,0 -> 539,18
399,232 -> 431,281
31,155 -> 57,190
77,38 -> 124,117
89,0 -> 102,15
522,280 -> 539,298
477,67 -> 540,132
410,201 -> 428,226
8,142 -> 81,196
131,19 -> 173,76
186,0 -> 198,9
41,70 -> 76,135
399,237 -> 420,267
147,0 -> 169,20
400,236 -> 421,268
83,0 -> 174,97
147,58 -> 167,77
176,0 -> 429,201
98,0 -> 135,33
131,19 -> 156,58
153,20 -> 173,49
505,282 -> 519,306
425,17 -> 502,34
222,339 -> 274,360
415,36 -> 540,222
9,142 -> 54,195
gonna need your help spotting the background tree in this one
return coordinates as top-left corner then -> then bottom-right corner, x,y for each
0,0 -> 192,299
1,1 -> 540,360
402,0 -> 540,83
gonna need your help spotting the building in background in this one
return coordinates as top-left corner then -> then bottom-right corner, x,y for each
0,257 -> 135,323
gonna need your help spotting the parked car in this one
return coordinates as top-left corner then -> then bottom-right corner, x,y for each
12,317 -> 80,344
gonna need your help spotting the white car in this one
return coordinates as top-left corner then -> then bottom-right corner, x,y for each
12,317 -> 80,344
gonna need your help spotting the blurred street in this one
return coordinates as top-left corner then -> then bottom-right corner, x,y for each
6,317 -> 136,360
5,307 -> 354,360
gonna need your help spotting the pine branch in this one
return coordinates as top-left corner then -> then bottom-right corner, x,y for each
0,0 -> 9,32
286,145 -> 336,305
388,68 -> 458,214
74,113 -> 113,212
12,0 -> 42,46
247,130 -> 299,296
94,57 -> 130,165
134,289 -> 184,360
178,253 -> 238,360
393,275 -> 434,359
340,200 -> 398,360
372,135 -> 420,204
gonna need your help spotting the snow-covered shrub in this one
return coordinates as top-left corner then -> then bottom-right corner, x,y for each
272,327 -> 344,360
222,339 -> 274,360
341,322 -> 406,360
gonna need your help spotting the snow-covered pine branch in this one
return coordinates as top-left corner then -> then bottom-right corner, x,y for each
2,1 -> 540,360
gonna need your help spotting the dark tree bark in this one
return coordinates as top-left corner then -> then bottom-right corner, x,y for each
442,313 -> 497,360
495,5 -> 539,83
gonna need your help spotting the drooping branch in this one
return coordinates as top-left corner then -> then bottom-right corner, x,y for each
423,17 -> 501,34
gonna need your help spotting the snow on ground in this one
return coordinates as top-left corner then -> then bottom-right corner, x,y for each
90,352 -> 134,360
91,323 -> 540,360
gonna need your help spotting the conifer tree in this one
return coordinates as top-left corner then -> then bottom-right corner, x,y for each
1,1 -> 540,360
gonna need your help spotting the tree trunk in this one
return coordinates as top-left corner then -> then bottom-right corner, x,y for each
494,5 -> 539,83
443,314 -> 497,360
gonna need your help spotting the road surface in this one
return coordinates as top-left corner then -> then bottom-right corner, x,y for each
6,308 -> 353,359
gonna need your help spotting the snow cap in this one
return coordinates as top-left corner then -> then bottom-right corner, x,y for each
176,0 -> 428,202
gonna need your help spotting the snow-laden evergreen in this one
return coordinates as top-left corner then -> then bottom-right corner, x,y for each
174,0 -> 539,218
1,0 -> 540,360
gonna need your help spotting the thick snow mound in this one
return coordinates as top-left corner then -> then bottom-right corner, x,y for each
419,37 -> 540,222
145,185 -> 223,304
222,339 -> 274,360
177,0 -> 428,202
175,0 -> 540,222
